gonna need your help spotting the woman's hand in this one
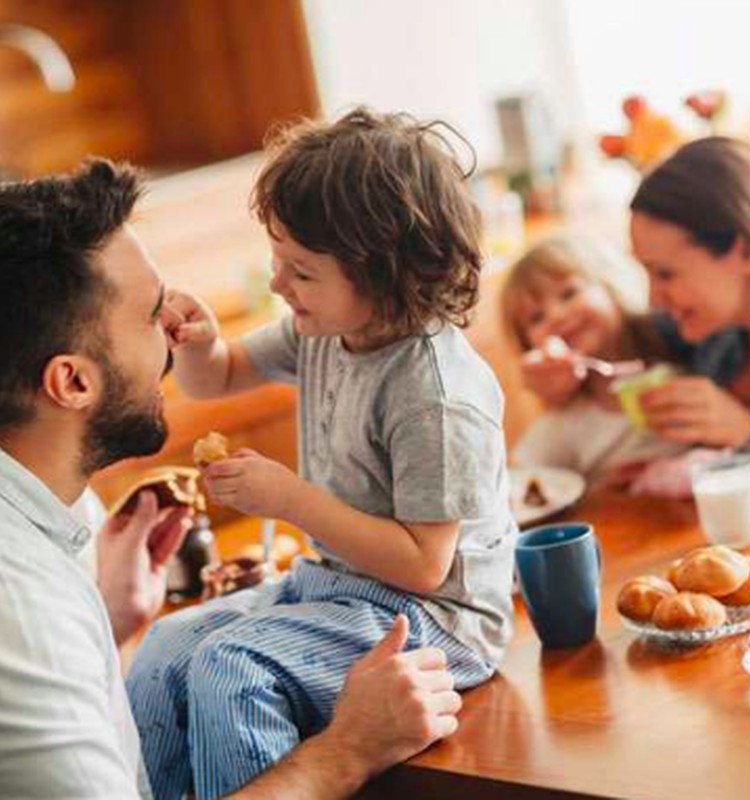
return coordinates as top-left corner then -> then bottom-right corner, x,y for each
626,449 -> 730,499
201,448 -> 301,518
595,460 -> 650,492
640,377 -> 750,447
520,336 -> 585,408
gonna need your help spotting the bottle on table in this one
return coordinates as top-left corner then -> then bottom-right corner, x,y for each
166,513 -> 219,602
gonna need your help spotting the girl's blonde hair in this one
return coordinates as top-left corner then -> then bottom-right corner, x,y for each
501,234 -> 649,351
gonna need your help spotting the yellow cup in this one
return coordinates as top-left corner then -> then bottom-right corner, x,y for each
612,364 -> 675,431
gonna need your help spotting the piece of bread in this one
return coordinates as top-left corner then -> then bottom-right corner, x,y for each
666,557 -> 683,586
617,575 -> 677,622
652,591 -> 727,630
193,431 -> 229,466
110,466 -> 205,517
720,557 -> 750,606
671,546 -> 749,597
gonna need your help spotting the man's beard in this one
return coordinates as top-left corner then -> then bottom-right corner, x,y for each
81,351 -> 171,475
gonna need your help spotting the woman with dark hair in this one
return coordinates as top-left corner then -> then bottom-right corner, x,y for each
630,137 -> 750,448
523,137 -> 750,453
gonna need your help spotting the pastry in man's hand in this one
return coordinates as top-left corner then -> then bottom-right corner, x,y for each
671,545 -> 749,597
193,431 -> 229,467
617,575 -> 677,622
652,591 -> 727,630
110,466 -> 206,516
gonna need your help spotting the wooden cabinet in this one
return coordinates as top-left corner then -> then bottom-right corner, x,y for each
0,0 -> 318,176
123,0 -> 319,168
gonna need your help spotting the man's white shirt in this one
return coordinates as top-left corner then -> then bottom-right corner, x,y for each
0,449 -> 151,799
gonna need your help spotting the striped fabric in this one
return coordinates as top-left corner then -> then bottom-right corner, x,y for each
127,559 -> 493,800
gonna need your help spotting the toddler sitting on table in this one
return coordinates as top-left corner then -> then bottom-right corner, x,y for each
127,107 -> 516,800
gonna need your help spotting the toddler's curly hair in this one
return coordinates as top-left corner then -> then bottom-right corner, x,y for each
251,107 -> 483,333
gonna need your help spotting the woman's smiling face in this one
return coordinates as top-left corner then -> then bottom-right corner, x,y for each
630,211 -> 750,342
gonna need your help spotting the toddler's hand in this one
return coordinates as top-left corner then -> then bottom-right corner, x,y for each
163,288 -> 221,348
201,448 -> 299,519
521,336 -> 584,408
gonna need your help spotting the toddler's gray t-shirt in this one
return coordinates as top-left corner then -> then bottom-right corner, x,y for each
243,316 -> 516,666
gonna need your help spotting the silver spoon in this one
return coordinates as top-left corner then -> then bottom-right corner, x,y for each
577,356 -> 645,379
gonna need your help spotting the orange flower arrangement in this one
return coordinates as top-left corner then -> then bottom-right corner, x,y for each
599,96 -> 683,171
599,92 -> 729,171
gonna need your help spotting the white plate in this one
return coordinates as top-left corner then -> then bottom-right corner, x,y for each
509,467 -> 586,529
621,605 -> 750,647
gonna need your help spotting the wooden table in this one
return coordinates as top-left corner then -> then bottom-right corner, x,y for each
358,491 -> 750,800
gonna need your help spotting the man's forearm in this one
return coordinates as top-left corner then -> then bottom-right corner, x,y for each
226,729 -> 370,800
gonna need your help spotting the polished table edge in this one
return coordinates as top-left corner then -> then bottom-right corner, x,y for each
355,764 -> 605,800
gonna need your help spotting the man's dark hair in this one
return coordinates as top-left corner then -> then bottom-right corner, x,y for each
252,107 -> 483,335
0,158 -> 143,429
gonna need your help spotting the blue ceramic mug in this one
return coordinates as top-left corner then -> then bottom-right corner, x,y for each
515,522 -> 601,649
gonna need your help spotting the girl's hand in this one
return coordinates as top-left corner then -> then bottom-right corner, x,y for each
596,460 -> 650,492
201,448 -> 300,518
163,288 -> 221,348
520,336 -> 585,408
640,377 -> 750,448
627,449 -> 730,499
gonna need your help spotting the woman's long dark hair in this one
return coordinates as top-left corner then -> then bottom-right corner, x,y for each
631,136 -> 750,256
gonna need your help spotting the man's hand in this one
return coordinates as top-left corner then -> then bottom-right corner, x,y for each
325,615 -> 461,781
640,377 -> 750,447
97,491 -> 192,646
226,616 -> 461,800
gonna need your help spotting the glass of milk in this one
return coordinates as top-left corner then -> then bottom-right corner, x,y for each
692,454 -> 750,546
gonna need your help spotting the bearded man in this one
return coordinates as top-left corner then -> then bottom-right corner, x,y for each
0,160 -> 460,799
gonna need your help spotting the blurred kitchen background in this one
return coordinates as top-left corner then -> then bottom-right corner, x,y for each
27,0 -> 743,536
3,0 -> 747,177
